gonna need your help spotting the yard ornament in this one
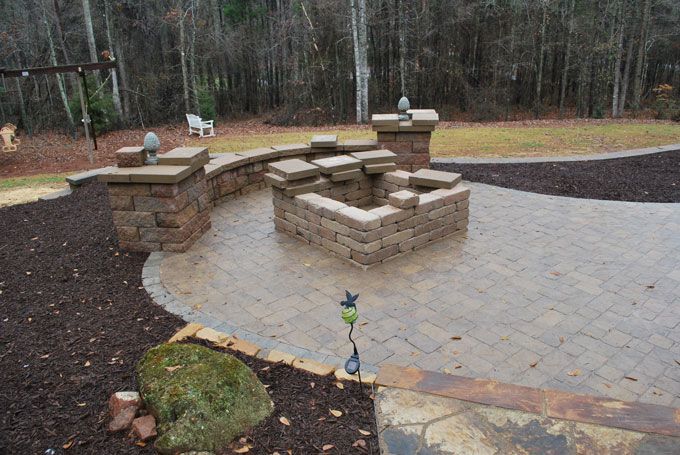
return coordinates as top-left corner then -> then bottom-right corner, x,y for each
144,132 -> 161,165
398,96 -> 411,121
1,123 -> 20,152
340,290 -> 363,387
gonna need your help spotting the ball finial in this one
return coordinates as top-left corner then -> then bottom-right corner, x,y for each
398,97 -> 411,120
143,132 -> 161,165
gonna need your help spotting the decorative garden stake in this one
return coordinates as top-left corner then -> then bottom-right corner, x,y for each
144,132 -> 161,165
398,96 -> 411,121
340,290 -> 362,388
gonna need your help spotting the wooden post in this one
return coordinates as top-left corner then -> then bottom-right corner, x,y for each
76,72 -> 94,164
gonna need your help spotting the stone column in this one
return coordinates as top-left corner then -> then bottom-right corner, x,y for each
100,147 -> 212,252
372,109 -> 439,172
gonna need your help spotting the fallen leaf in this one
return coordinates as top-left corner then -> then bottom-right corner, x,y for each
500,336 -> 509,341
335,382 -> 344,390
77,402 -> 87,407
352,439 -> 367,448
559,336 -> 565,344
450,336 -> 462,340
165,365 -> 183,372
567,369 -> 581,377
40,354 -> 50,359
310,382 -> 315,388
322,444 -> 335,451
279,416 -> 290,426
233,446 -> 250,453
260,366 -> 270,371
358,429 -> 371,436
624,376 -> 638,382
443,368 -> 452,374
603,383 -> 612,388
135,441 -> 146,447
529,361 -> 538,368
63,439 -> 74,449
454,364 -> 462,369
646,285 -> 655,289
330,409 -> 343,417
84,360 -> 91,367
549,271 -> 561,276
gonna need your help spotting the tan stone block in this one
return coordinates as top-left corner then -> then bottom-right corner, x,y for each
457,199 -> 470,210
122,165 -> 194,184
382,170 -> 412,186
168,322 -> 204,343
274,217 -> 296,234
160,217 -> 210,253
310,134 -> 338,148
345,187 -> 373,202
292,358 -> 336,376
397,213 -> 429,230
453,209 -> 470,222
195,327 -> 229,344
158,147 -> 209,167
308,197 -> 348,220
394,132 -> 433,142
272,143 -> 311,156
219,337 -> 260,356
319,225 -> 336,241
116,147 -> 146,167
116,226 -> 139,242
267,350 -> 296,365
336,207 -> 381,231
311,155 -> 362,174
348,224 -> 398,243
109,195 -> 134,211
415,193 -> 444,214
340,139 -> 379,151
334,368 -> 376,384
368,205 -> 413,226
321,238 -> 351,258
428,205 -> 455,220
410,169 -> 462,189
285,212 -> 309,230
394,154 -> 430,166
140,211 -> 209,243
337,234 -> 382,254
351,244 -> 399,265
415,219 -> 443,237
431,185 -> 471,205
412,141 -> 431,154
107,183 -> 151,196
118,240 -> 161,252
156,201 -> 199,228
134,192 -> 189,213
371,113 -> 400,126
364,163 -> 397,174
112,210 -> 156,228
294,193 -> 324,208
283,180 -> 323,197
372,187 -> 386,198
321,217 -> 351,236
388,190 -> 419,208
330,169 -> 363,182
331,182 -> 359,197
456,219 -> 469,230
399,232 -> 430,252
376,132 -> 396,142
382,228 -> 414,247
411,111 -> 439,126
350,149 -> 397,165
268,159 -> 319,180
149,182 -> 181,198
237,147 -> 277,163
306,210 -> 322,225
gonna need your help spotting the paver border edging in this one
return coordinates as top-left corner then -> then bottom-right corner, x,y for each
431,143 -> 680,165
375,364 -> 680,437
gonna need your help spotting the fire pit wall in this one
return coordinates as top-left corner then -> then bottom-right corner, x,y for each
266,152 -> 470,267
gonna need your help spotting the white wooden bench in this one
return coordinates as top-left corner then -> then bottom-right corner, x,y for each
185,114 -> 215,138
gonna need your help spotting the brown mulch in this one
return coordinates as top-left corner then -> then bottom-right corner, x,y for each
188,339 -> 379,455
434,150 -> 680,203
0,182 -> 378,454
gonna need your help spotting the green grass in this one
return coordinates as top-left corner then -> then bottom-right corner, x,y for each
190,123 -> 679,158
0,173 -> 68,190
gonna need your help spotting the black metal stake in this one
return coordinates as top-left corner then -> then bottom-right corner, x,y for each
348,322 -> 363,391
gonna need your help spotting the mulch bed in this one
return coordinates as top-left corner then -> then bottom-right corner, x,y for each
433,150 -> 680,202
0,182 -> 378,454
188,339 -> 378,455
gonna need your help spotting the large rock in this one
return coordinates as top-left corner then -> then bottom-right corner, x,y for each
136,343 -> 273,454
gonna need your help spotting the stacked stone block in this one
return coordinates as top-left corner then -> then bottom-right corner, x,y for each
372,109 -> 439,172
101,147 -> 211,253
268,156 -> 470,268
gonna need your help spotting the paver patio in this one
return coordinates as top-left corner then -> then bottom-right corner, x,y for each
146,182 -> 680,407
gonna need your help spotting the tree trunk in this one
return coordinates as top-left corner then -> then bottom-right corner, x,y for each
357,0 -> 368,122
559,0 -> 575,117
81,0 -> 101,84
617,35 -> 635,117
534,0 -> 548,118
611,1 -> 625,118
189,0 -> 200,114
103,0 -> 124,122
398,0 -> 407,97
632,0 -> 651,110
42,0 -> 76,134
179,9 -> 191,114
350,0 -> 363,123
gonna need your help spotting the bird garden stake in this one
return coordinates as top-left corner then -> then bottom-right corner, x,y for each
340,290 -> 362,390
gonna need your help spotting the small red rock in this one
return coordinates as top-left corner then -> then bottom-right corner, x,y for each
109,391 -> 141,418
131,415 -> 157,441
107,406 -> 136,433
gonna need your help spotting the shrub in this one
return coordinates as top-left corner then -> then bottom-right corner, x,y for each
69,76 -> 119,133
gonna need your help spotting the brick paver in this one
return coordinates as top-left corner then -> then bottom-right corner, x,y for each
147,182 -> 680,406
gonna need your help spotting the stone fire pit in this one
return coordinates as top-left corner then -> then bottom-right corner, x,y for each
265,151 -> 470,267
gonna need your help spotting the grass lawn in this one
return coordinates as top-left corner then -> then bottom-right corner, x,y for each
0,173 -> 69,207
191,122 -> 679,158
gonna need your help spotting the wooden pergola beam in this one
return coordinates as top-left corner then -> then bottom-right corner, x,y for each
0,61 -> 116,78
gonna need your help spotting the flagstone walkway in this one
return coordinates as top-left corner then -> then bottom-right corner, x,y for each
144,182 -> 680,407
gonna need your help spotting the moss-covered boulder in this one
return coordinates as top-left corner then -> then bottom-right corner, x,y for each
136,343 -> 273,454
